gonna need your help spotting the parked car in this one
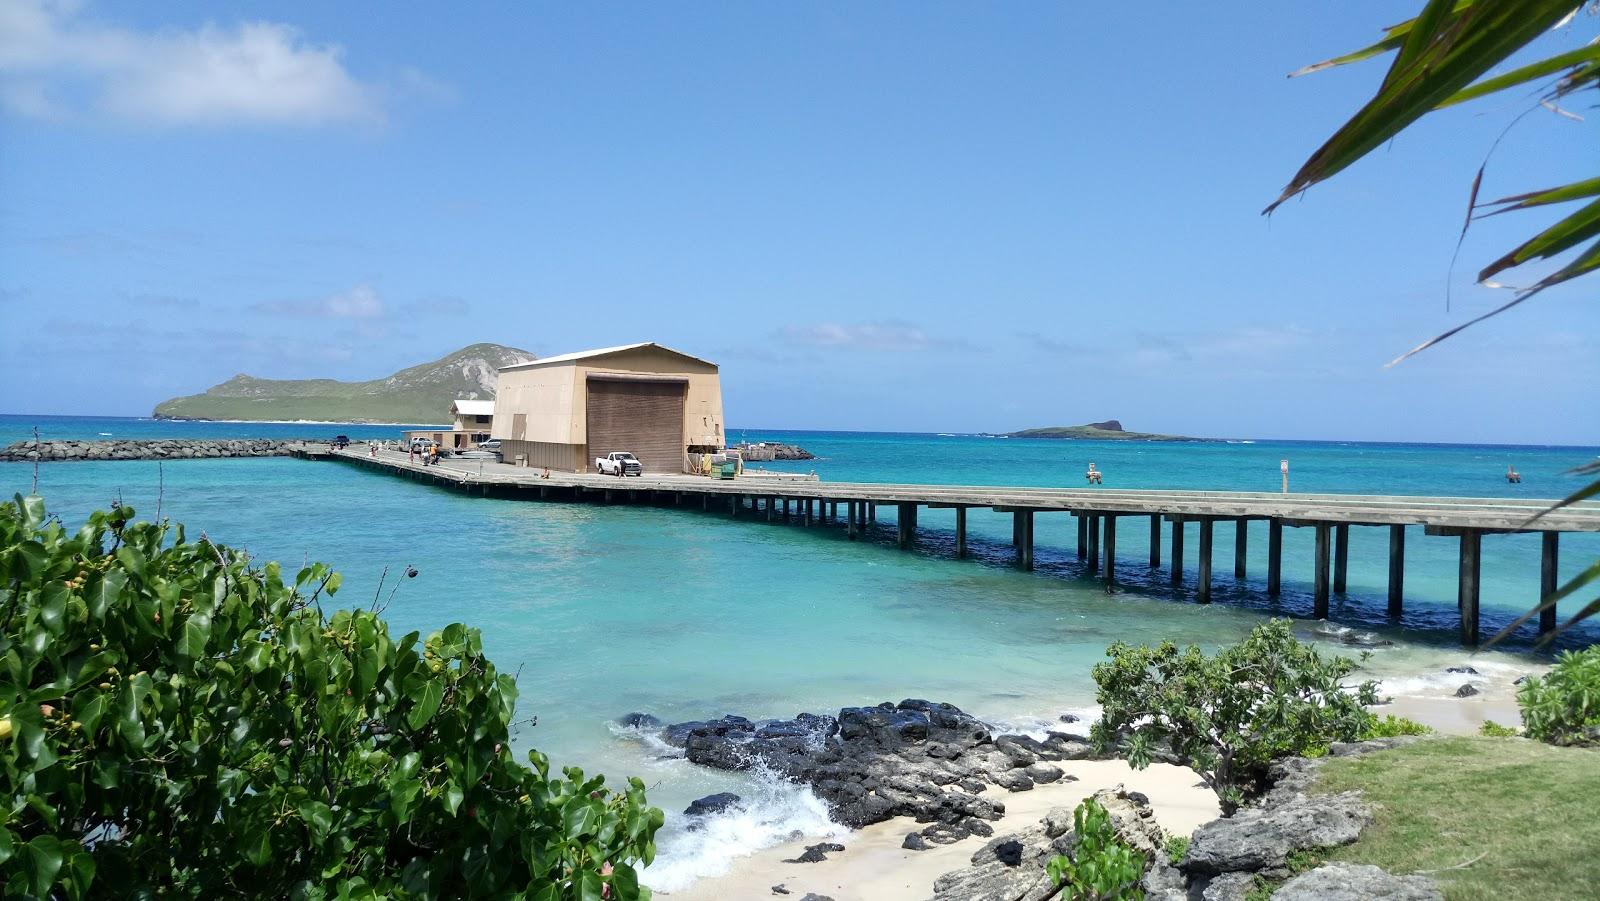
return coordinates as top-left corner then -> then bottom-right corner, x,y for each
595,451 -> 643,476
477,439 -> 502,451
332,435 -> 350,449
408,437 -> 437,453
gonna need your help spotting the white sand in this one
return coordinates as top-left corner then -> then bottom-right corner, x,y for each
660,759 -> 1218,901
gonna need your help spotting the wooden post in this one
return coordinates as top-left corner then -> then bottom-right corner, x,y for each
804,498 -> 814,526
1013,513 -> 1021,547
955,506 -> 968,558
898,503 -> 916,549
1234,520 -> 1247,579
1170,520 -> 1185,587
1541,531 -> 1560,636
867,502 -> 876,523
1078,515 -> 1088,559
1103,515 -> 1117,586
1021,510 -> 1034,570
1333,524 -> 1349,594
1197,519 -> 1213,603
1388,525 -> 1405,617
1088,515 -> 1101,573
1267,518 -> 1283,596
1314,524 -> 1331,619
1459,529 -> 1481,646
847,500 -> 858,540
1149,514 -> 1161,568
766,496 -> 775,522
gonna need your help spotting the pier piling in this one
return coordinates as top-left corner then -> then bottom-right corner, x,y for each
1334,524 -> 1350,594
1459,529 -> 1481,646
1077,515 -> 1088,559
1149,515 -> 1161,568
1541,531 -> 1560,636
1267,518 -> 1283,596
955,506 -> 968,558
1103,515 -> 1117,586
1197,519 -> 1214,603
898,503 -> 917,548
1388,525 -> 1405,616
1314,524 -> 1331,619
1088,515 -> 1100,573
1234,519 -> 1248,579
1171,520 -> 1185,587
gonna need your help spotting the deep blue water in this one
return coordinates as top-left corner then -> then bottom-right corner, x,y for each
4,414 -> 1598,887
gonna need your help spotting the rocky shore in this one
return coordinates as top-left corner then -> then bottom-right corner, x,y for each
642,699 -> 1095,844
0,439 -> 301,462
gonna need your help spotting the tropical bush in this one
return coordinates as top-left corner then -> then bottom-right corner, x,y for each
1091,620 -> 1378,814
1163,835 -> 1189,869
1363,714 -> 1432,739
1479,720 -> 1520,738
1518,646 -> 1600,745
1046,798 -> 1145,901
0,495 -> 662,899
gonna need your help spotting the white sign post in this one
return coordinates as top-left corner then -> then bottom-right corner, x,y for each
1281,459 -> 1289,494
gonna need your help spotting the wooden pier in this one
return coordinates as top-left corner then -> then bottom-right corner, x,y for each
296,445 -> 1600,645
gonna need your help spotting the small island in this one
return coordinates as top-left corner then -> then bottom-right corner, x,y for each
1006,419 -> 1200,441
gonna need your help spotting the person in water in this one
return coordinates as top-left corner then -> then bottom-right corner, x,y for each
1507,465 -> 1521,484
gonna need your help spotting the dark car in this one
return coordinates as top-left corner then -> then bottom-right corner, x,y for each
332,435 -> 350,449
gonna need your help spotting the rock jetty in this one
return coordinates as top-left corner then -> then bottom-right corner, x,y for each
648,699 -> 1095,837
733,441 -> 815,461
0,439 -> 300,462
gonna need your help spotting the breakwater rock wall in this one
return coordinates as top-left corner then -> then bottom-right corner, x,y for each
0,439 -> 299,462
735,441 -> 815,461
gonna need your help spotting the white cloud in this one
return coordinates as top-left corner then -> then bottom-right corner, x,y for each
776,321 -> 964,352
253,284 -> 386,319
0,0 -> 436,125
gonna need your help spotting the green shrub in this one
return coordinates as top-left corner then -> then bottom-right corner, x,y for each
0,495 -> 663,899
1046,798 -> 1145,900
1479,719 -> 1520,738
1091,619 -> 1378,814
1363,715 -> 1432,739
1164,834 -> 1190,868
1519,647 -> 1600,745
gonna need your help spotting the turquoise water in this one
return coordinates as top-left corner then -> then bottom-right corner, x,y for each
5,415 -> 1598,887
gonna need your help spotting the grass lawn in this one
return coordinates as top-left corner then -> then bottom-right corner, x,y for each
1311,736 -> 1600,901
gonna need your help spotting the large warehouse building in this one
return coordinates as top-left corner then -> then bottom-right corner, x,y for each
492,343 -> 725,473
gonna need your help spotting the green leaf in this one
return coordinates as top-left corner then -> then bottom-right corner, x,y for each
22,835 -> 64,898
1479,197 -> 1600,281
407,680 -> 444,731
578,870 -> 604,901
1439,42 -> 1600,108
1480,176 -> 1600,216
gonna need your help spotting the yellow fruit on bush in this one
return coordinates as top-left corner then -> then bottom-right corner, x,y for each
0,717 -> 11,740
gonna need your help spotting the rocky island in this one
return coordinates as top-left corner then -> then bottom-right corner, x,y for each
1007,420 -> 1200,441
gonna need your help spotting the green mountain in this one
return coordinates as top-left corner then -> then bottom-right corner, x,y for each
153,343 -> 536,424
1007,420 -> 1199,441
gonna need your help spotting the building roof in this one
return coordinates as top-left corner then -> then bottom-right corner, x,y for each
450,399 -> 496,416
498,342 -> 717,372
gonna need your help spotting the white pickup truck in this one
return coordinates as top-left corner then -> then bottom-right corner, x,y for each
595,451 -> 643,477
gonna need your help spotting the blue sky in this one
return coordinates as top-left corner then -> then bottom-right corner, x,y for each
2,1 -> 1595,444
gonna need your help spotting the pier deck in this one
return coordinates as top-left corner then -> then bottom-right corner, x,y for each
297,444 -> 1600,645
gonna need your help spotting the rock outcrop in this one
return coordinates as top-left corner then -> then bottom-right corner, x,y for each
1274,863 -> 1442,900
929,787 -> 1167,901
656,700 -> 1095,832
0,439 -> 300,462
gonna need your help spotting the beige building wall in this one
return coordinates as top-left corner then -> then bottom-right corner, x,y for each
491,344 -> 725,471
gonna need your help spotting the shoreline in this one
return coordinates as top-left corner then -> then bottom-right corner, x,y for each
645,656 -> 1536,898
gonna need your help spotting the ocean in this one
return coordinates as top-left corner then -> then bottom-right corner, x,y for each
4,414 -> 1598,889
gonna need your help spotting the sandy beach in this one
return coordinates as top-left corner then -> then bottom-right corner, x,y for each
662,759 -> 1219,901
659,659 -> 1536,900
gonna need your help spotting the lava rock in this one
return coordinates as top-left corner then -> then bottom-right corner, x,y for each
1024,762 -> 1065,784
1445,666 -> 1480,675
683,792 -> 741,817
1184,792 -> 1372,877
902,832 -> 931,851
1199,871 -> 1258,901
1058,712 -> 1081,723
771,885 -> 790,895
1455,683 -> 1481,698
783,842 -> 845,864
1274,862 -> 1442,900
617,712 -> 662,729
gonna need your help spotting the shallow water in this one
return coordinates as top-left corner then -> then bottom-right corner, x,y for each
4,415 -> 1597,887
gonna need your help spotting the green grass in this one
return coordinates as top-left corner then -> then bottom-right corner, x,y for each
1312,736 -> 1600,901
